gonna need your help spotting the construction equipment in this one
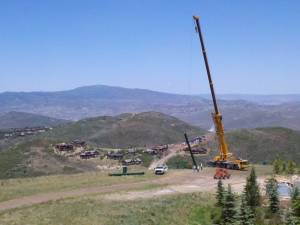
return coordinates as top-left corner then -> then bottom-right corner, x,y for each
184,133 -> 199,172
193,16 -> 249,170
214,168 -> 231,179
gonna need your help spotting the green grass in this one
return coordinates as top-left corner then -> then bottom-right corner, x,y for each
0,171 -> 155,202
167,155 -> 207,169
0,145 -> 27,179
0,192 -> 214,225
0,138 -> 62,179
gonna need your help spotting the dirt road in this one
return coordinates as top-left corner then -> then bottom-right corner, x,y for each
0,169 -> 265,212
148,143 -> 183,170
148,133 -> 215,170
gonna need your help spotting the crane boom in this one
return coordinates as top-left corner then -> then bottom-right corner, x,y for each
193,16 -> 230,161
192,16 -> 249,170
193,16 -> 219,115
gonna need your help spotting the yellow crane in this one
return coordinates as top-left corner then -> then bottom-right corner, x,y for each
193,16 -> 249,170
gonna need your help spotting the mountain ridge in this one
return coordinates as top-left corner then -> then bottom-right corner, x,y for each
0,111 -> 68,129
1,85 -> 300,130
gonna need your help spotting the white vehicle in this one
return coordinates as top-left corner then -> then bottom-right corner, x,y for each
154,165 -> 168,175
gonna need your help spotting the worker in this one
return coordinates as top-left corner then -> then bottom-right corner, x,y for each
193,165 -> 196,172
200,163 -> 203,171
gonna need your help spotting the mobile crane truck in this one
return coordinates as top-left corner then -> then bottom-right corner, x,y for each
193,16 -> 249,170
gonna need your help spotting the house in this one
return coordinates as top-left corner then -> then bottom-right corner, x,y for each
55,143 -> 74,151
189,136 -> 202,145
72,140 -> 86,147
151,145 -> 168,154
183,146 -> 207,154
80,150 -> 99,159
122,158 -> 142,166
106,152 -> 124,160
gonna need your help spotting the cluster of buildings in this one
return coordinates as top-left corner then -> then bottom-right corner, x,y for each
3,127 -> 52,138
55,143 -> 100,159
54,141 -> 143,162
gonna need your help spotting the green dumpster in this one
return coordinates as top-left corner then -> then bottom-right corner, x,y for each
122,166 -> 128,174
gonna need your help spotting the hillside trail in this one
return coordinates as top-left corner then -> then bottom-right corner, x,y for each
148,132 -> 215,170
148,143 -> 183,170
0,169 -> 265,212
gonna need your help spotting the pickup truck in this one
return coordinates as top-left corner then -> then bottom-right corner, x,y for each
154,165 -> 168,175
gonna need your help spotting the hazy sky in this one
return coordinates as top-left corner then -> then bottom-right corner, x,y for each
1,0 -> 299,94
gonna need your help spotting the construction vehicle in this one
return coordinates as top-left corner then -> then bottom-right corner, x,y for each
193,16 -> 249,170
214,168 -> 231,179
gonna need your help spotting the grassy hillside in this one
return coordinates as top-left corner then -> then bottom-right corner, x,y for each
1,111 -> 299,179
166,127 -> 300,167
0,112 -> 204,179
46,111 -> 204,148
226,127 -> 300,164
0,111 -> 68,129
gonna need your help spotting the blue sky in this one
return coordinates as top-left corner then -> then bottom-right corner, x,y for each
0,0 -> 299,94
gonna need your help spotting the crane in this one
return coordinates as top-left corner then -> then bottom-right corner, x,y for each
193,16 -> 249,170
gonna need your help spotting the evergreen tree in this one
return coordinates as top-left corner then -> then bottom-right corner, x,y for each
221,185 -> 237,225
238,194 -> 255,225
291,187 -> 300,223
284,208 -> 297,225
265,177 -> 279,213
287,161 -> 296,175
291,187 -> 300,203
282,161 -> 287,173
273,159 -> 281,174
244,167 -> 261,211
216,179 -> 225,207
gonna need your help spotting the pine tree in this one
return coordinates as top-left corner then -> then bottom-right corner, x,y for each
265,177 -> 279,213
221,185 -> 237,225
282,161 -> 287,173
273,159 -> 281,174
291,187 -> 300,203
284,208 -> 297,225
287,161 -> 296,175
216,179 -> 225,207
291,187 -> 300,223
244,167 -> 261,211
238,194 -> 255,225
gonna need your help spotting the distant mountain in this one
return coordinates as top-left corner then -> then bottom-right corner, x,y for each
1,85 -> 300,130
0,85 -> 207,120
0,111 -> 68,129
201,94 -> 300,105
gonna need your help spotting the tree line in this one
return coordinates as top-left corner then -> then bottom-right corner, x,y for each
213,167 -> 300,225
